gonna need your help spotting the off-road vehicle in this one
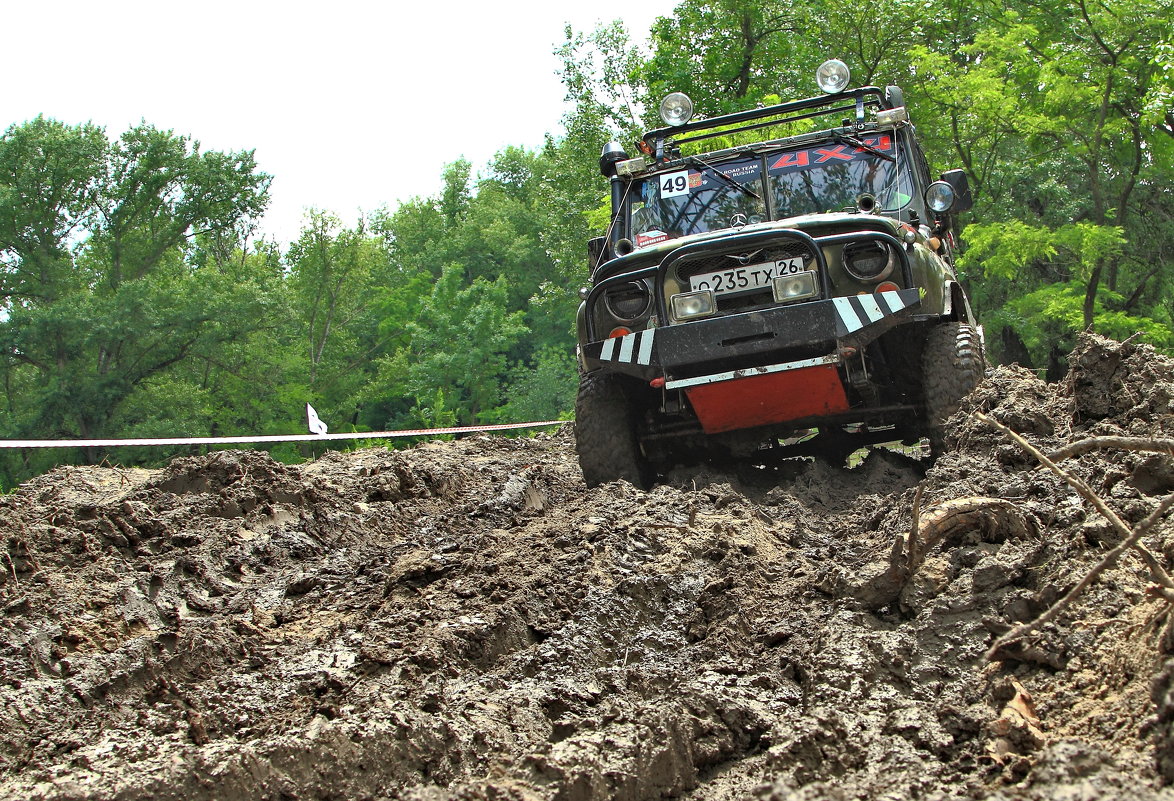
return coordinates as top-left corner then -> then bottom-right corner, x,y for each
574,59 -> 984,488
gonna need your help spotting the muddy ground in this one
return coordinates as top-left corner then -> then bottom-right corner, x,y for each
4,334 -> 1174,800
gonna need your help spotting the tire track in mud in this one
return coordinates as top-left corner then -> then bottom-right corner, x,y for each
5,334 -> 1174,800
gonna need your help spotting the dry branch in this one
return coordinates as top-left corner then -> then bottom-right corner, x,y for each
977,413 -> 1174,661
915,497 -> 1032,560
853,493 -> 1031,609
907,485 -> 924,572
1048,436 -> 1174,462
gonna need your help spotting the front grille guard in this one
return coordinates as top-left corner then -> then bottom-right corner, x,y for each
584,228 -> 912,342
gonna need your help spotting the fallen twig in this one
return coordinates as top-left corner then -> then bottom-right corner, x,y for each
978,413 -> 1174,661
915,497 -> 1032,558
1048,436 -> 1174,463
979,414 -> 1174,590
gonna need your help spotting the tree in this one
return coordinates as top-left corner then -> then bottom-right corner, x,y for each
370,264 -> 527,426
905,0 -> 1173,355
0,116 -> 106,304
644,0 -> 796,116
0,118 -> 272,459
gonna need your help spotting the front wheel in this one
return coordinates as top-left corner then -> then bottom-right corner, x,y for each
921,322 -> 985,454
574,371 -> 651,489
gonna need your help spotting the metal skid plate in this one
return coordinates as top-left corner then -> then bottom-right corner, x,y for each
683,364 -> 850,434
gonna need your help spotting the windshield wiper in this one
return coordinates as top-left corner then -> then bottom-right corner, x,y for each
687,156 -> 761,200
835,133 -> 896,163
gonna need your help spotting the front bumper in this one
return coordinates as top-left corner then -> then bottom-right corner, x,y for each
581,287 -> 922,382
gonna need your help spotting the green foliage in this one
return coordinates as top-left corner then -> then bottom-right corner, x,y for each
0,117 -> 274,485
370,263 -> 528,425
0,116 -> 107,301
409,388 -> 459,435
960,221 -> 1126,281
486,346 -> 578,425
989,281 -> 1173,368
0,119 -> 271,435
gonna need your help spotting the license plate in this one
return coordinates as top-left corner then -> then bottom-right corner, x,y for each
689,257 -> 806,296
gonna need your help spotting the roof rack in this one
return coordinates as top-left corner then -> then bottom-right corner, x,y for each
641,87 -> 888,161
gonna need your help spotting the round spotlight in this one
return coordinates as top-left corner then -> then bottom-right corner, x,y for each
816,59 -> 851,94
842,241 -> 895,282
925,181 -> 957,213
604,281 -> 652,322
659,92 -> 695,126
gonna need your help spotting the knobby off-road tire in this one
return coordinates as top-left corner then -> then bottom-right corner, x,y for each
922,322 -> 985,455
575,370 -> 651,489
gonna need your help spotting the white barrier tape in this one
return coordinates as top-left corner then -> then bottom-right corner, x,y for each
0,420 -> 567,449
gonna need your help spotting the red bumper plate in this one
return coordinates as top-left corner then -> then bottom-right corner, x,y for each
684,365 -> 850,434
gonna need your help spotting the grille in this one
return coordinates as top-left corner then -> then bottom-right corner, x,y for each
672,240 -> 816,281
670,239 -> 818,317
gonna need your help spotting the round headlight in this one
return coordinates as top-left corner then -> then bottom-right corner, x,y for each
842,241 -> 895,282
925,181 -> 956,213
659,92 -> 695,126
604,281 -> 652,321
816,59 -> 851,94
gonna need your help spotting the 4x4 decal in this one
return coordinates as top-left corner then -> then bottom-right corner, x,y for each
769,135 -> 893,173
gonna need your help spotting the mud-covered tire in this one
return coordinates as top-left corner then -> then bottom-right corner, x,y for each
574,371 -> 651,489
922,322 -> 985,454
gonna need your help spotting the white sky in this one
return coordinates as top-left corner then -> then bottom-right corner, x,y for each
4,0 -> 678,246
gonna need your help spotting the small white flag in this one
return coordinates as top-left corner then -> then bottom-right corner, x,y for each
306,403 -> 328,435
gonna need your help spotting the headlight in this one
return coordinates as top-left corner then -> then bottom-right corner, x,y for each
925,181 -> 956,213
671,290 -> 715,321
772,271 -> 819,303
842,242 -> 895,282
659,92 -> 695,126
604,281 -> 652,321
816,59 -> 851,94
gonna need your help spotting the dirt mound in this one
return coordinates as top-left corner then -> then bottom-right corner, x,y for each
4,334 -> 1174,800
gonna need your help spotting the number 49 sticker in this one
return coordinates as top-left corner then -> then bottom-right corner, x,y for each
659,170 -> 690,198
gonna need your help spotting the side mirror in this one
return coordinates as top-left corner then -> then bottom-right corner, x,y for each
940,169 -> 972,213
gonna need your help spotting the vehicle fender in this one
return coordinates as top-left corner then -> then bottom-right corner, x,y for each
944,280 -> 977,325
908,243 -> 952,317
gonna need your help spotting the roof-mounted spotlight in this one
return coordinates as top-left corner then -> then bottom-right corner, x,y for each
816,59 -> 851,94
659,92 -> 695,126
599,141 -> 630,177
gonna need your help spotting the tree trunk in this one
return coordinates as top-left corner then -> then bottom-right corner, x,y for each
1083,262 -> 1103,331
1000,325 -> 1033,368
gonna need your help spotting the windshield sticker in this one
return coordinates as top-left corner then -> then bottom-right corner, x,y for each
636,229 -> 671,247
769,135 -> 892,173
690,162 -> 762,188
711,162 -> 762,181
659,170 -> 691,198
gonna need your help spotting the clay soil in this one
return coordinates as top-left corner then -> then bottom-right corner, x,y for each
5,334 -> 1174,800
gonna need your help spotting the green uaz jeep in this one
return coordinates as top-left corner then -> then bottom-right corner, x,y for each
575,59 -> 984,488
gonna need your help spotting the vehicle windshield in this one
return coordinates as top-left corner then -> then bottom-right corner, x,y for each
629,134 -> 913,248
